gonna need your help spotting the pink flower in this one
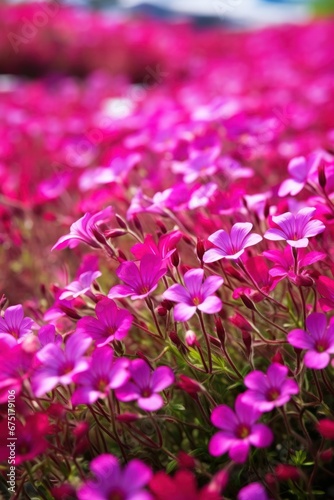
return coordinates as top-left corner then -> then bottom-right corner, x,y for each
0,341 -> 34,403
317,276 -> 334,311
52,206 -> 112,251
0,304 -> 34,346
278,153 -> 322,197
72,347 -> 129,405
115,359 -> 174,411
163,269 -> 223,321
264,208 -> 325,248
263,247 -> 325,285
287,313 -> 334,369
203,223 -> 262,262
108,255 -> 167,300
242,363 -> 299,412
78,454 -> 152,500
76,298 -> 132,347
32,332 -> 92,397
237,482 -> 269,500
59,270 -> 102,300
38,324 -> 62,347
209,395 -> 273,463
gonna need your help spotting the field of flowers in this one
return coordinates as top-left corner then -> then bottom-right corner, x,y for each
1,4 -> 334,499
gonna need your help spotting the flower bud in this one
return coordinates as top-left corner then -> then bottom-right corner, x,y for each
170,330 -> 182,347
185,330 -> 199,347
115,213 -> 128,229
319,448 -> 333,463
317,419 -> 334,439
91,226 -> 107,245
196,239 -> 205,261
104,228 -> 128,239
275,464 -> 300,481
271,350 -> 284,364
73,421 -> 89,440
161,299 -> 174,311
157,305 -> 167,316
318,163 -> 327,189
171,250 -> 180,267
177,375 -> 203,396
240,294 -> 256,311
215,317 -> 226,345
116,412 -> 140,423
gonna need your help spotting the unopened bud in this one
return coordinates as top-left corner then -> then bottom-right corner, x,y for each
161,299 -> 173,311
133,215 -> 143,235
185,330 -> 199,347
157,305 -> 167,316
271,350 -> 284,364
318,163 -> 327,189
196,239 -> 205,261
215,317 -> 226,345
240,294 -> 256,311
105,229 -> 128,238
319,448 -> 333,463
169,330 -> 182,347
91,226 -> 107,245
317,419 -> 334,439
171,250 -> 180,267
116,412 -> 140,423
241,330 -> 252,357
177,451 -> 196,469
275,464 -> 300,481
115,213 -> 128,229
177,375 -> 203,397
208,334 -> 221,347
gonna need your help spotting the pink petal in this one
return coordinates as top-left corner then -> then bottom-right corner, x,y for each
211,405 -> 238,431
184,269 -> 204,296
197,296 -> 222,314
264,228 -> 288,241
208,230 -> 231,253
229,441 -> 250,463
208,431 -> 234,457
287,329 -> 314,349
163,284 -> 192,304
230,222 -> 253,249
201,275 -> 224,296
286,238 -> 309,248
244,371 -> 268,392
203,248 -> 230,262
123,460 -> 152,491
151,366 -> 174,391
249,424 -> 273,447
173,303 -> 197,321
138,394 -> 163,411
306,313 -> 327,339
108,284 -> 134,298
304,351 -> 330,369
266,363 -> 289,386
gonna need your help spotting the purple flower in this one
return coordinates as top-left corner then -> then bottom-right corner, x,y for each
237,482 -> 269,500
60,270 -> 102,300
287,313 -> 334,369
209,395 -> 273,463
72,347 -> 129,405
163,269 -> 223,321
76,298 -> 132,347
115,359 -> 174,411
32,332 -> 92,397
203,223 -> 262,262
52,206 -> 112,251
108,255 -> 167,300
78,454 -> 152,500
131,230 -> 182,261
0,304 -> 34,346
264,208 -> 325,248
242,363 -> 299,412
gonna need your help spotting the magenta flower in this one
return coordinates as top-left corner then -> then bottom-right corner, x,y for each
242,363 -> 299,412
72,347 -> 129,405
264,208 -> 325,248
0,342 -> 34,403
163,269 -> 223,321
209,395 -> 273,463
131,230 -> 183,261
108,255 -> 167,300
38,325 -> 62,347
115,359 -> 174,411
32,332 -> 92,397
60,270 -> 102,300
287,313 -> 334,369
52,206 -> 112,251
203,223 -> 262,262
0,304 -> 34,346
76,298 -> 132,347
237,482 -> 269,500
263,247 -> 325,285
78,454 -> 152,500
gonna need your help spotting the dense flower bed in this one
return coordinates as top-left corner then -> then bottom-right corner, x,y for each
1,6 -> 334,499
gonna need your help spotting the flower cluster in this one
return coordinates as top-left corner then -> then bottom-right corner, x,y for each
1,8 -> 334,500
